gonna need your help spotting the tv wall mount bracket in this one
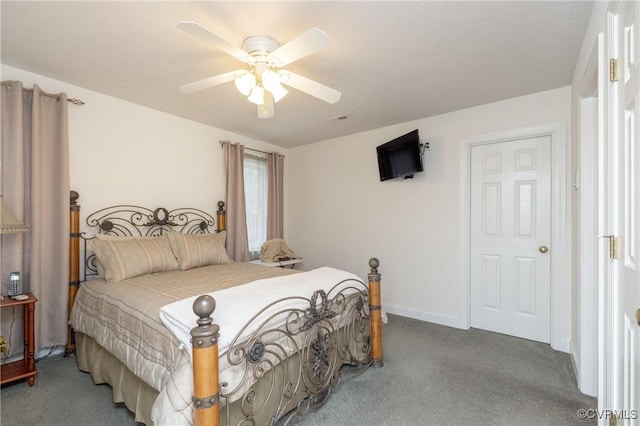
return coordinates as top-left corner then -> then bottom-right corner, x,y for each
419,142 -> 430,156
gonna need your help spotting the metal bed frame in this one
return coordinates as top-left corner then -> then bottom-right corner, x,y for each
66,191 -> 383,425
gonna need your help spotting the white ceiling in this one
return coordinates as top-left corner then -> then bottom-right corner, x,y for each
1,1 -> 593,148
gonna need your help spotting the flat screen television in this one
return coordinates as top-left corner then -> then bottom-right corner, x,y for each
376,129 -> 423,181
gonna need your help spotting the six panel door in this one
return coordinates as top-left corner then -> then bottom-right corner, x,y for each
470,136 -> 552,343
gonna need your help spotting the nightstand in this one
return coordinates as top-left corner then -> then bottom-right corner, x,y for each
249,257 -> 304,269
1,292 -> 37,386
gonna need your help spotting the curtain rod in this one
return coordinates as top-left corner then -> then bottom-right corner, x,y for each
1,82 -> 85,106
219,140 -> 285,158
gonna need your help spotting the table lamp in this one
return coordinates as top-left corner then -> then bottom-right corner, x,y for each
0,196 -> 27,299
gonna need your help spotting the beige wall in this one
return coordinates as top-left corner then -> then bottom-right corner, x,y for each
1,64 -> 288,235
287,87 -> 572,337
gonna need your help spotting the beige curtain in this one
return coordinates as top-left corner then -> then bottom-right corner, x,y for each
266,152 -> 284,239
1,81 -> 70,355
223,141 -> 250,262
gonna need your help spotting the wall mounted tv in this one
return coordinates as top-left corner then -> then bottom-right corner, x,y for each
376,129 -> 423,181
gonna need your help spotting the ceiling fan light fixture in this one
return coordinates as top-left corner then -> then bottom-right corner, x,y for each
269,83 -> 288,103
260,69 -> 278,90
235,71 -> 256,96
248,85 -> 265,105
261,69 -> 288,102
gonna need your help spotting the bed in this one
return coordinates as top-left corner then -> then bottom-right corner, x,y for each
66,192 -> 384,425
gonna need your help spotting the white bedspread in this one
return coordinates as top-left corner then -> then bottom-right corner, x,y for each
152,266 -> 365,425
159,266 -> 362,359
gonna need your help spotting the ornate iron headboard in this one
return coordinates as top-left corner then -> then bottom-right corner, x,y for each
81,203 -> 222,280
86,205 -> 215,237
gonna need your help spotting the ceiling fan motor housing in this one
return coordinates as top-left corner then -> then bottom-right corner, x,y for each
241,35 -> 280,58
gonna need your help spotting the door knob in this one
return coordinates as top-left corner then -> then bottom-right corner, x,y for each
539,246 -> 549,254
636,308 -> 640,327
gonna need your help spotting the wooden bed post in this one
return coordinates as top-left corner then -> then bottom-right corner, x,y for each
216,201 -> 226,233
65,190 -> 81,356
191,295 -> 221,426
368,258 -> 384,367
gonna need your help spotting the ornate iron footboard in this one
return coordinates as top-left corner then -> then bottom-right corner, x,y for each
191,259 -> 384,426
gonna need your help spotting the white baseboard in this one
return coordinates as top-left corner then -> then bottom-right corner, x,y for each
569,340 -> 580,380
569,339 -> 597,396
385,304 -> 571,355
384,304 -> 464,329
556,339 -> 570,354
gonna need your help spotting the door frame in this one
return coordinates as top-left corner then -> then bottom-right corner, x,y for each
459,122 -> 569,352
574,33 -> 604,397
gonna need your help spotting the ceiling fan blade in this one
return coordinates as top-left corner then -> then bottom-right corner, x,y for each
280,71 -> 341,104
257,92 -> 275,119
178,21 -> 254,64
268,27 -> 330,67
179,70 -> 239,94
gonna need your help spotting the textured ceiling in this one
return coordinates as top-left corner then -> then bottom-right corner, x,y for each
1,1 -> 593,148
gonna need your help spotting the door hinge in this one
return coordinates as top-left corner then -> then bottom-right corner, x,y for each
600,235 -> 621,259
610,412 -> 618,426
610,58 -> 620,82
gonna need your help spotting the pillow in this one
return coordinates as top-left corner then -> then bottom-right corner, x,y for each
91,234 -> 154,277
91,234 -> 178,282
167,231 -> 230,270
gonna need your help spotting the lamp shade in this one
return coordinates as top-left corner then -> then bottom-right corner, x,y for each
0,196 -> 27,234
269,83 -> 288,103
261,70 -> 288,103
248,86 -> 265,105
235,72 -> 256,96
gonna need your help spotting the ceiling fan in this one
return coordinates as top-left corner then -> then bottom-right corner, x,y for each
178,21 -> 342,119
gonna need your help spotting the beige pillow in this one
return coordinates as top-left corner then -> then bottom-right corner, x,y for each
91,234 -> 154,277
167,231 -> 230,270
91,234 -> 178,282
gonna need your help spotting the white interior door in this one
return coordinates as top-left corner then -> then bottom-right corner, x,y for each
470,136 -> 551,343
609,1 -> 640,423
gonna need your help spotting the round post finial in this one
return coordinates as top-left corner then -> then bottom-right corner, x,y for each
193,295 -> 216,323
70,190 -> 79,205
191,295 -> 219,347
368,258 -> 381,282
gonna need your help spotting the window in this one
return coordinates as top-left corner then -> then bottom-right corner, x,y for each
243,153 -> 267,259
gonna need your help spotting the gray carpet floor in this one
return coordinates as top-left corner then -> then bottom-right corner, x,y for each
1,314 -> 596,425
